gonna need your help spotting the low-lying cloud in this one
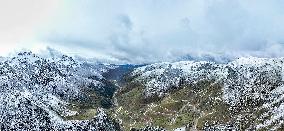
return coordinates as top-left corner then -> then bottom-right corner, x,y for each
37,0 -> 284,64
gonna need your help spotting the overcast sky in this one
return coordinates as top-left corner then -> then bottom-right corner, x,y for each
1,0 -> 284,63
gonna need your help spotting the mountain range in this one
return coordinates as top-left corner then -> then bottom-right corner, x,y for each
1,50 -> 284,130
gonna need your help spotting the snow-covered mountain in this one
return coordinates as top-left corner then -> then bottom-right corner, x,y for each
125,57 -> 284,130
2,50 -> 284,130
0,51 -> 120,130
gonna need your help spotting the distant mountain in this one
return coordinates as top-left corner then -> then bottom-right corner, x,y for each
178,53 -> 233,63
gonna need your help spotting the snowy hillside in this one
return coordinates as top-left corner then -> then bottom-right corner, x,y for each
127,57 -> 284,130
0,51 -> 120,130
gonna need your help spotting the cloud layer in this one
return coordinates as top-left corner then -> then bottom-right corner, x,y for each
36,0 -> 284,63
